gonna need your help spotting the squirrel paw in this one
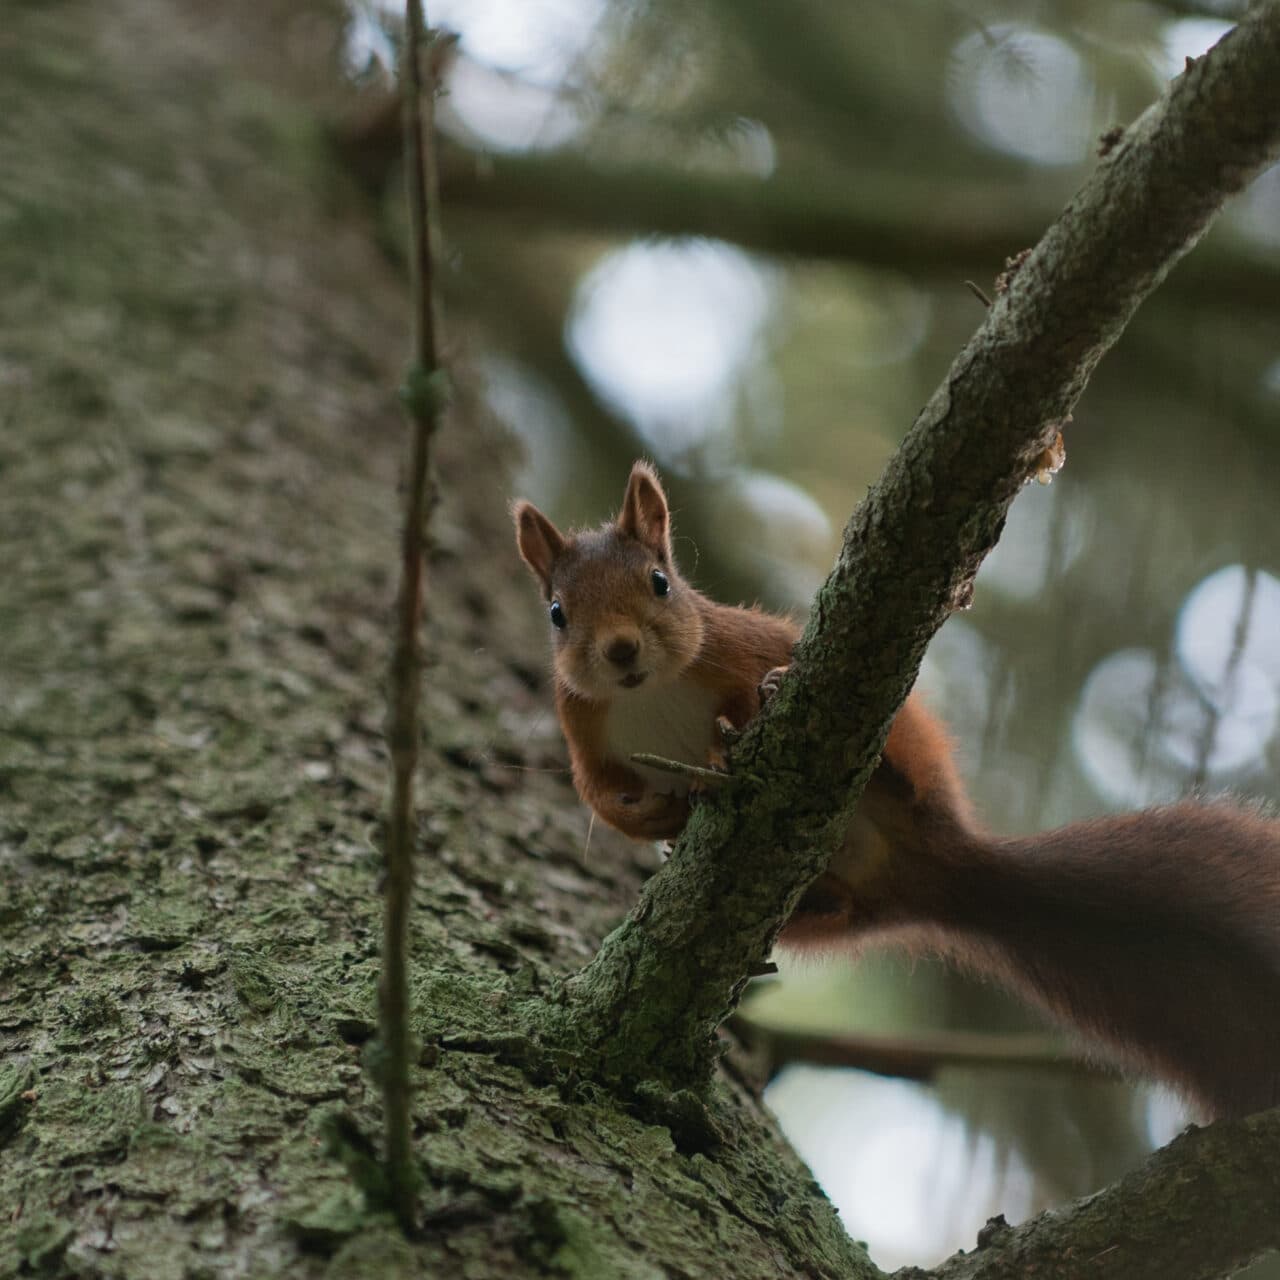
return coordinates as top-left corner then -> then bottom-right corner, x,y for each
715,715 -> 740,747
689,776 -> 723,809
758,665 -> 789,704
618,789 -> 689,840
690,741 -> 730,809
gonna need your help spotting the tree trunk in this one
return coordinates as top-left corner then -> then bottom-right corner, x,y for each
0,2 -> 863,1275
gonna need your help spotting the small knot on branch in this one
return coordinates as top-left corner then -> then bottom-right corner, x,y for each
399,364 -> 451,421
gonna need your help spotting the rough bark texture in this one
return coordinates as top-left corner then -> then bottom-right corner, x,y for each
0,2 -> 865,1276
906,1108 -> 1280,1280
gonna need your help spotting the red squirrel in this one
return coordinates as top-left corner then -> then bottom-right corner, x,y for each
514,461 -> 1280,1119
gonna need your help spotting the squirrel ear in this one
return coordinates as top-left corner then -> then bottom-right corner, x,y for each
618,461 -> 671,560
513,500 -> 565,596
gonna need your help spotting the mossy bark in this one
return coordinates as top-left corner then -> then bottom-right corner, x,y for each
0,2 -> 866,1276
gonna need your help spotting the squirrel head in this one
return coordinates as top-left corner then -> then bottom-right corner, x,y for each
513,461 -> 705,701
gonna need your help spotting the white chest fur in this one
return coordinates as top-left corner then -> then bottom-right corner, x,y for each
604,678 -> 720,796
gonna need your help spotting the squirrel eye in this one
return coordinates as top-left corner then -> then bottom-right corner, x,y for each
549,600 -> 567,630
651,569 -> 670,598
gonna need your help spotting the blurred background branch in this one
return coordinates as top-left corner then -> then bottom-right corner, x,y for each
731,1019 -> 1112,1085
431,142 -> 1280,309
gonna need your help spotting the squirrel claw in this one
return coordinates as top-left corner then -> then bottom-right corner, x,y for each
758,665 -> 789,704
690,749 -> 729,808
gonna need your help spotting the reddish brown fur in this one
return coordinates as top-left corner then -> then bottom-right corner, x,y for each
515,463 -> 1280,1118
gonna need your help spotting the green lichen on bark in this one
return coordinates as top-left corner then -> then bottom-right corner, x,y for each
0,2 -> 869,1276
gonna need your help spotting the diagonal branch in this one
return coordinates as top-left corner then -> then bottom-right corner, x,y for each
561,0 -> 1280,1087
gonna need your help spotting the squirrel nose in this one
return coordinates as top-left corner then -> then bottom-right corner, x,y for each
603,636 -> 640,667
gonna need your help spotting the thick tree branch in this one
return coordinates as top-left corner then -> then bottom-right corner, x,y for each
900,1106 -> 1280,1280
561,0 -> 1280,1087
438,143 -> 1053,271
340,105 -> 1280,310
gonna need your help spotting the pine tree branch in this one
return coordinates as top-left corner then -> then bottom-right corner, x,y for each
340,102 -> 1280,311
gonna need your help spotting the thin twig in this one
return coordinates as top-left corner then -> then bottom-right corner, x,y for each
630,753 -> 731,785
380,0 -> 447,1234
1190,566 -> 1256,790
964,279 -> 993,308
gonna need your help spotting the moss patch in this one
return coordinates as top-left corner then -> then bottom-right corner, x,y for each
0,2 -> 870,1277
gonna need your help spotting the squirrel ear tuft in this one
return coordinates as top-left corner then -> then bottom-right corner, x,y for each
618,461 -> 671,560
513,500 -> 565,596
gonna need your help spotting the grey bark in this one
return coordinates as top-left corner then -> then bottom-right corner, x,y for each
908,1108 -> 1280,1280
